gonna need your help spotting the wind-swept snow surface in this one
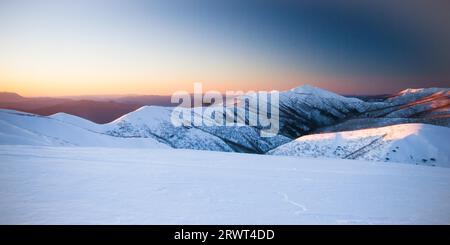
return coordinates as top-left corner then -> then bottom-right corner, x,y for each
0,109 -> 167,148
269,123 -> 450,167
1,145 -> 450,224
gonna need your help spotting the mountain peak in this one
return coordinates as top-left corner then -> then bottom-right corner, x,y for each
289,84 -> 361,102
398,87 -> 448,96
112,105 -> 172,123
290,84 -> 341,97
290,84 -> 322,93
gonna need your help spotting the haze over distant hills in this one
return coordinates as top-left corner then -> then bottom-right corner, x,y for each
0,92 -> 173,123
0,92 -> 233,123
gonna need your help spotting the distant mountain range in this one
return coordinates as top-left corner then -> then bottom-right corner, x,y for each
0,92 -> 236,123
0,85 -> 449,166
0,92 -> 173,123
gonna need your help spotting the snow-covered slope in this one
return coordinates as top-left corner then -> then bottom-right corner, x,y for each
269,123 -> 450,167
313,87 -> 450,133
0,109 -> 167,148
1,85 -> 448,155
105,106 -> 236,151
291,84 -> 363,102
1,145 -> 450,224
358,88 -> 450,120
277,85 -> 371,138
101,85 -> 372,152
50,112 -> 103,131
393,87 -> 448,101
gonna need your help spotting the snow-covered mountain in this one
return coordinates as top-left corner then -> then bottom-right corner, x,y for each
0,109 -> 167,148
276,85 -> 371,138
98,85 -> 450,153
0,85 -> 448,158
269,123 -> 450,167
99,85 -> 374,152
296,87 -> 450,134
2,85 -> 449,225
105,106 -> 236,151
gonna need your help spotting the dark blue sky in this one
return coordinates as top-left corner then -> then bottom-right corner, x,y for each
155,0 -> 449,75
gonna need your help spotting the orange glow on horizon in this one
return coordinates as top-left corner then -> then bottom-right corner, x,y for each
1,72 -> 420,97
0,66 -> 320,97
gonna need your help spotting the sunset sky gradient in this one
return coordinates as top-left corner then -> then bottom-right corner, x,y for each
1,0 -> 449,96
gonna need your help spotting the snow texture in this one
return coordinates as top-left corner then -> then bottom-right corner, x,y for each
1,145 -> 449,224
269,123 -> 450,167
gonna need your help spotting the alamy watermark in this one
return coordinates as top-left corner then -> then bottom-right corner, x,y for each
170,83 -> 280,137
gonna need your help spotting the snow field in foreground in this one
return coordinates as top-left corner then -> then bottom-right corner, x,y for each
1,145 -> 450,224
